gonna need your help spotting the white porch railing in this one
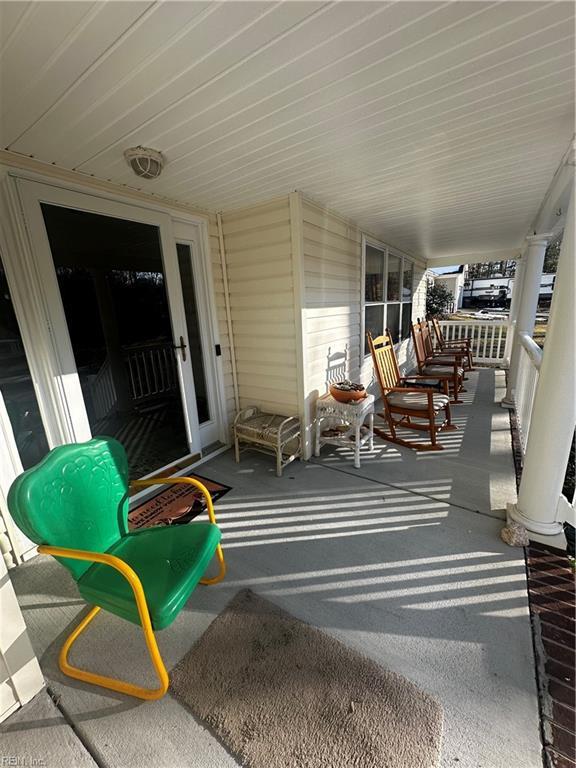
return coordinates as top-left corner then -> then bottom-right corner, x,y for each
511,333 -> 574,529
88,342 -> 177,421
557,487 -> 576,530
91,357 -> 117,420
124,342 -> 177,401
439,320 -> 508,364
514,333 -> 542,456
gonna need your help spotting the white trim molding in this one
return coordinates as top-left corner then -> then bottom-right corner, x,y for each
289,191 -> 310,459
361,234 -> 416,360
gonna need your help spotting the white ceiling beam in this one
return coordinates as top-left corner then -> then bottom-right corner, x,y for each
530,135 -> 575,237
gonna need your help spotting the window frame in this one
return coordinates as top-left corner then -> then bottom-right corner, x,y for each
361,235 -> 416,357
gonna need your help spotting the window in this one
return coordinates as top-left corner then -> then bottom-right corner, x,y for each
363,240 -> 414,355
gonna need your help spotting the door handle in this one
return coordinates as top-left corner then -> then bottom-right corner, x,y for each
173,335 -> 187,362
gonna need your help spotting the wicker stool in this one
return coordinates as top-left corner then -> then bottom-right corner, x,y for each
233,407 -> 301,477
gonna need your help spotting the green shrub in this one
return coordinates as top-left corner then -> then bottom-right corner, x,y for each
426,283 -> 454,318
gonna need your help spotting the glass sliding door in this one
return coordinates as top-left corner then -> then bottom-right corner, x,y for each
172,221 -> 222,449
39,204 -> 192,477
16,178 -> 224,473
177,243 -> 209,424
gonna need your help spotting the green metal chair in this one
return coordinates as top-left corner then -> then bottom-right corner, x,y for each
7,437 -> 226,700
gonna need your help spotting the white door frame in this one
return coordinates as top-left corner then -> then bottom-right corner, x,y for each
0,390 -> 37,565
0,169 -> 227,473
173,219 -> 226,448
16,177 -> 204,455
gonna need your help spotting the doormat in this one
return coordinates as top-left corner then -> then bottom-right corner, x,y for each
170,589 -> 443,768
128,474 -> 231,530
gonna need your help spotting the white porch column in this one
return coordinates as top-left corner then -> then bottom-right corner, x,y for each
501,233 -> 551,407
502,256 -> 525,365
506,188 -> 575,537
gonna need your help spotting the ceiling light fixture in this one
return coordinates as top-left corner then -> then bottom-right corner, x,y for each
124,146 -> 165,179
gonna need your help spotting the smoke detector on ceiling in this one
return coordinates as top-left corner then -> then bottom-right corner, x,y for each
124,146 -> 165,179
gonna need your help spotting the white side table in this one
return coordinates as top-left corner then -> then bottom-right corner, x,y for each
314,393 -> 375,468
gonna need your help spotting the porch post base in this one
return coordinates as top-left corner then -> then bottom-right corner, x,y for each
506,502 -> 564,537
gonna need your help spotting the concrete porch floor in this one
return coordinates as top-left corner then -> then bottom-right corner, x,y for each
3,369 -> 543,768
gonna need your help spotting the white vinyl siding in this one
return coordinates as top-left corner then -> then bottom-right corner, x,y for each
412,264 -> 428,325
295,196 -> 428,452
298,203 -> 428,401
220,197 -> 299,419
302,199 -> 363,397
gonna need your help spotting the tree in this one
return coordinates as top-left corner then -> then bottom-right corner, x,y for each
464,239 -> 561,281
467,260 -> 516,279
543,238 -> 561,273
426,283 -> 454,318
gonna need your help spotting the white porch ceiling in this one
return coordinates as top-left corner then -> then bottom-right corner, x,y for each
1,1 -> 574,262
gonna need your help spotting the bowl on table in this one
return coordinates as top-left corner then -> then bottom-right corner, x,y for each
329,381 -> 367,403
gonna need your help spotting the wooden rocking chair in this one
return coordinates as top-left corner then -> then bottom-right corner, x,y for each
367,331 -> 457,451
420,317 -> 471,381
411,319 -> 465,403
429,316 -> 474,371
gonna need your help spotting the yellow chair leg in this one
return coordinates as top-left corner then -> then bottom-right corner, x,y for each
200,543 -> 226,585
59,605 -> 169,701
39,533 -> 225,701
39,545 -> 170,701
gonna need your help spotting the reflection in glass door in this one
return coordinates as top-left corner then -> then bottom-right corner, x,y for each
0,260 -> 49,469
40,204 -> 192,478
176,243 -> 209,424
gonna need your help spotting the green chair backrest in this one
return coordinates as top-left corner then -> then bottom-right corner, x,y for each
8,437 -> 129,580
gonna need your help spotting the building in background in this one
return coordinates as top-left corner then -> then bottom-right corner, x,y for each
428,266 -> 465,311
